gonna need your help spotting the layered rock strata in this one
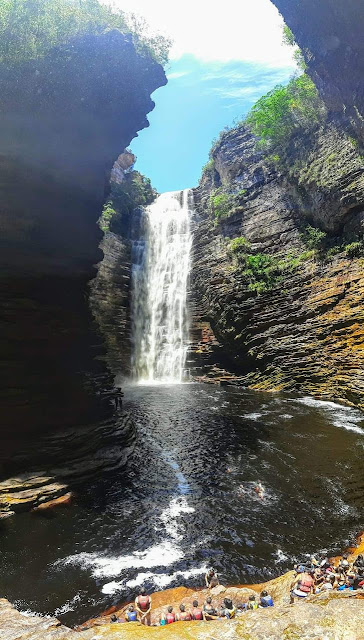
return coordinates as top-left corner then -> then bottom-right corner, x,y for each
190,123 -> 364,407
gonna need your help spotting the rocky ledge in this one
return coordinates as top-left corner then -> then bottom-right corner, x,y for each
1,535 -> 363,638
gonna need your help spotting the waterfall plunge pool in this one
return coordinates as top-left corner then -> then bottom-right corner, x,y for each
0,383 -> 363,626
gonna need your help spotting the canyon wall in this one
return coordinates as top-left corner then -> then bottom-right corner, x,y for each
271,0 -> 364,146
189,121 -> 364,408
0,30 -> 166,473
188,0 -> 364,408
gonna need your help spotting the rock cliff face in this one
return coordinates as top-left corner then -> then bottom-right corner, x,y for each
0,31 -> 166,473
189,121 -> 364,408
271,0 -> 364,147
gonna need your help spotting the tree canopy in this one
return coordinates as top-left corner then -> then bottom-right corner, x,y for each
0,0 -> 171,66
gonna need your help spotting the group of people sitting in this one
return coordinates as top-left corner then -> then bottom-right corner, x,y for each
158,590 -> 273,625
290,553 -> 364,602
109,570 -> 274,626
109,554 -> 364,627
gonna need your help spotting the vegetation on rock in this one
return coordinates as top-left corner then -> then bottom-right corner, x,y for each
301,224 -> 327,250
282,25 -> 307,70
246,74 -> 325,155
99,171 -> 156,232
210,188 -> 234,221
230,237 -> 314,295
0,0 -> 171,65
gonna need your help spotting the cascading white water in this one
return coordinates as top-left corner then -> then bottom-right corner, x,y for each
131,189 -> 193,383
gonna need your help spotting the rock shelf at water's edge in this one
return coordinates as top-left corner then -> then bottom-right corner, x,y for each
1,534 -> 363,639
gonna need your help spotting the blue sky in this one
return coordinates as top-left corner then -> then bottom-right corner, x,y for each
106,0 -> 297,192
131,56 -> 295,192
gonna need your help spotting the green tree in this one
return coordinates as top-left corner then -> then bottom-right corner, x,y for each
246,74 -> 325,151
0,0 -> 171,65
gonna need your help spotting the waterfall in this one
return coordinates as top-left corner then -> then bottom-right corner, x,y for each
131,189 -> 193,383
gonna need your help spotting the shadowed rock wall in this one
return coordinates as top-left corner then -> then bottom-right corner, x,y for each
0,30 -> 166,470
271,0 -> 364,145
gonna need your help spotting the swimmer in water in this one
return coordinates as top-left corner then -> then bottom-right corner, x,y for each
255,482 -> 265,499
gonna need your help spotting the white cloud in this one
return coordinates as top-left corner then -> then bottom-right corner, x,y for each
166,70 -> 191,80
105,0 -> 296,67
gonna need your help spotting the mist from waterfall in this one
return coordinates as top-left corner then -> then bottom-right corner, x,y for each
131,189 -> 193,383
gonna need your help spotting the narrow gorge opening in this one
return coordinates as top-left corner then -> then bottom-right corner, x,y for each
131,189 -> 193,383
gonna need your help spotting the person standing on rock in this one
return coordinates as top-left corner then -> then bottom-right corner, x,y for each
135,589 -> 152,626
205,568 -> 219,588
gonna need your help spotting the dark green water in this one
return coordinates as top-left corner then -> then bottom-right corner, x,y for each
0,384 -> 363,626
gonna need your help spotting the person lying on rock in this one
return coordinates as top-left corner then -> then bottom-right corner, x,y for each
135,589 -> 152,626
203,596 -> 219,620
259,590 -> 274,607
220,597 -> 236,618
191,600 -> 203,620
290,567 -> 315,603
176,603 -> 192,621
205,568 -> 219,588
125,604 -> 138,622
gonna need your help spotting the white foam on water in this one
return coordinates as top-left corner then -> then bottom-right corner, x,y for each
243,413 -> 263,420
160,496 -> 195,540
274,549 -> 289,563
18,610 -> 51,619
54,593 -> 82,616
102,566 -> 208,595
295,396 -> 364,434
57,540 -> 183,579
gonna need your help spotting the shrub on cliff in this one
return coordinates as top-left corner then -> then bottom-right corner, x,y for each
210,189 -> 233,221
301,224 -> 327,250
99,171 -> 157,232
0,0 -> 171,66
246,74 -> 325,153
230,241 -> 315,295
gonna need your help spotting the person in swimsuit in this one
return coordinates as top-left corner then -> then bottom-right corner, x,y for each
290,568 -> 315,603
191,600 -> 203,620
135,589 -> 152,626
176,604 -> 192,621
255,482 -> 265,499
205,568 -> 219,588
203,596 -> 219,620
125,604 -> 138,622
161,605 -> 176,624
